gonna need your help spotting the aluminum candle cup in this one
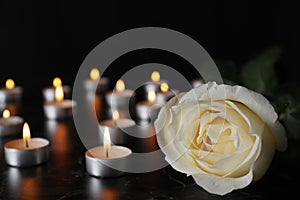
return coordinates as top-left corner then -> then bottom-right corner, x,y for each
135,102 -> 163,122
84,77 -> 109,94
156,89 -> 179,104
42,85 -> 71,102
43,100 -> 76,120
4,138 -> 50,167
190,78 -> 204,88
85,146 -> 132,178
0,86 -> 23,103
105,90 -> 135,108
98,119 -> 136,145
0,116 -> 24,137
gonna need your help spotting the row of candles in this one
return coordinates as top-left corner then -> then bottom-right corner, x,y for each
0,69 -> 203,177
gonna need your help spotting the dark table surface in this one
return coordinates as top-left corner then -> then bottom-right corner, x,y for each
0,91 -> 299,200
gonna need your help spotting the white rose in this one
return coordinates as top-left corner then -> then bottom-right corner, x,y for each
154,82 -> 287,195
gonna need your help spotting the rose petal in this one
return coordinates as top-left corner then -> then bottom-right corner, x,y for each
155,93 -> 204,175
251,126 -> 276,181
192,169 -> 253,195
182,82 -> 287,151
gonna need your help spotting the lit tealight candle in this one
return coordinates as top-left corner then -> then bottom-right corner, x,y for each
42,77 -> 72,102
105,79 -> 135,108
84,68 -> 109,94
99,110 -> 135,145
4,122 -> 50,167
0,79 -> 23,103
43,85 -> 76,120
0,109 -> 24,137
85,127 -> 132,178
135,90 -> 163,122
190,77 -> 204,88
143,71 -> 166,93
156,82 -> 179,104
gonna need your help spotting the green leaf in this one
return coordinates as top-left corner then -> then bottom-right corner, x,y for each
215,59 -> 239,85
276,88 -> 300,140
241,45 -> 282,97
280,106 -> 300,140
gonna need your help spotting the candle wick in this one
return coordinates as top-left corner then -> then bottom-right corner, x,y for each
25,140 -> 29,148
106,148 -> 109,158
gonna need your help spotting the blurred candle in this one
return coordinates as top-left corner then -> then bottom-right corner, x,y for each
156,82 -> 179,104
0,109 -> 24,137
43,85 -> 76,120
0,79 -> 23,103
135,90 -> 163,122
84,68 -> 109,94
42,77 -> 71,102
105,79 -> 135,108
99,110 -> 135,145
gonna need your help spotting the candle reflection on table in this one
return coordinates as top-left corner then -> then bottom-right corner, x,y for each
86,93 -> 103,121
7,167 -> 43,200
87,175 -> 122,200
45,120 -> 75,177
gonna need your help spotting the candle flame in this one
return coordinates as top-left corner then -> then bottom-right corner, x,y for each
112,110 -> 120,121
53,77 -> 62,88
55,85 -> 64,102
23,122 -> 31,141
90,68 -> 100,80
116,79 -> 125,92
148,90 -> 156,104
151,71 -> 160,82
160,82 -> 169,93
2,109 -> 10,119
5,79 -> 15,89
103,127 -> 111,151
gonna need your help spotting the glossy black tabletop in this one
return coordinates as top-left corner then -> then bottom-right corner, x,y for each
0,91 -> 299,200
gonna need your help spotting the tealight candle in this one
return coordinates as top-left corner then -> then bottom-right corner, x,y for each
190,77 -> 204,88
99,110 -> 135,145
156,82 -> 179,104
143,71 -> 166,93
135,90 -> 163,122
0,79 -> 23,103
85,127 -> 132,178
4,122 -> 50,167
105,79 -> 135,108
84,68 -> 109,94
43,85 -> 76,120
42,77 -> 71,102
0,109 -> 24,137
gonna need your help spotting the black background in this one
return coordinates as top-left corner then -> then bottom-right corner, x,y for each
1,0 -> 299,101
1,1 -> 300,199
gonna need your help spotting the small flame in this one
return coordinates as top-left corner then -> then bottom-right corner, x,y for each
53,77 -> 62,87
112,110 -> 120,121
160,82 -> 169,93
23,122 -> 31,141
3,109 -> 10,119
90,68 -> 100,80
116,79 -> 125,92
55,85 -> 64,102
151,71 -> 160,82
5,79 -> 15,89
103,127 -> 111,153
148,90 -> 156,104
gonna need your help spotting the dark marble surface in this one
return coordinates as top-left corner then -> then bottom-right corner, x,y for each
0,94 -> 299,200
